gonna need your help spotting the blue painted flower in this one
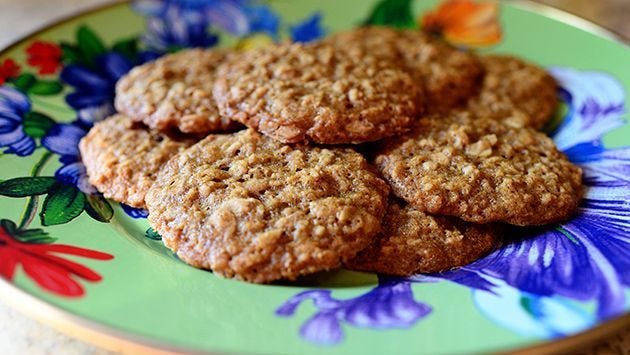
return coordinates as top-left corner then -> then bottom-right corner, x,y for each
203,0 -> 253,36
134,0 -> 256,51
135,0 -> 323,49
120,203 -> 149,218
41,120 -> 96,194
55,48 -> 149,196
290,12 -> 326,43
0,86 -> 36,156
142,5 -> 219,51
276,277 -> 430,345
244,3 -> 280,38
424,68 -> 630,334
60,52 -> 132,124
470,277 -> 595,338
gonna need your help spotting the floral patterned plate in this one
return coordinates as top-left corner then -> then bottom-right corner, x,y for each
0,0 -> 628,353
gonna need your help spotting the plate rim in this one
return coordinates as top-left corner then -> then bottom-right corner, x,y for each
510,0 -> 629,44
0,0 -> 628,354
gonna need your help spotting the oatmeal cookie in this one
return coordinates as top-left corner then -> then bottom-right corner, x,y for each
324,27 -> 483,110
212,41 -> 422,144
467,55 -> 558,129
115,48 -> 238,135
346,199 -> 499,276
145,129 -> 390,283
79,114 -> 195,208
375,111 -> 582,225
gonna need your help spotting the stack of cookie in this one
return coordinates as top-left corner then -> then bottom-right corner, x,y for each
79,27 -> 582,283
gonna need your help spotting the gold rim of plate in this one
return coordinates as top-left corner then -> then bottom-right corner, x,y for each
0,0 -> 627,354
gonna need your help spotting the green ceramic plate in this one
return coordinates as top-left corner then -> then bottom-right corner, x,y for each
0,0 -> 629,353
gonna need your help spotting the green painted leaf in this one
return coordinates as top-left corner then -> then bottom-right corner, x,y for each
0,219 -> 18,234
11,73 -> 36,92
77,25 -> 106,65
28,80 -> 63,96
363,0 -> 416,29
61,42 -> 83,64
112,37 -> 139,61
85,194 -> 114,223
40,184 -> 86,226
145,227 -> 162,241
0,219 -> 55,243
14,228 -> 56,244
0,177 -> 57,197
23,111 -> 55,138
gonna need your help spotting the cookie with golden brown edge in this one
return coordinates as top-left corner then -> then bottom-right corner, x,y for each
346,199 -> 500,276
375,111 -> 583,226
145,129 -> 390,283
324,26 -> 483,110
115,48 -> 239,135
79,114 -> 195,208
466,55 -> 558,129
212,41 -> 422,144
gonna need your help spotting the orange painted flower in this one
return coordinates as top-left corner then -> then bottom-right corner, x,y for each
421,0 -> 502,48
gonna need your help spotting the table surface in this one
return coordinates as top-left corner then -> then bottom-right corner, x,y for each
0,0 -> 628,354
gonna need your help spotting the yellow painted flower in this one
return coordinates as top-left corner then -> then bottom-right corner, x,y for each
420,0 -> 503,48
235,33 -> 275,51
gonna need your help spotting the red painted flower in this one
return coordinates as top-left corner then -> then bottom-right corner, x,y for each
26,41 -> 62,75
0,226 -> 113,297
0,59 -> 20,85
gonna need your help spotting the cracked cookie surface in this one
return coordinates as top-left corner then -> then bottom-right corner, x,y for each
115,48 -> 238,135
375,111 -> 582,225
467,55 -> 558,129
79,114 -> 195,208
145,129 -> 390,283
213,41 -> 422,144
346,198 -> 499,276
324,27 -> 483,111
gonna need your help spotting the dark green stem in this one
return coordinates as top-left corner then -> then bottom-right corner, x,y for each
17,151 -> 53,230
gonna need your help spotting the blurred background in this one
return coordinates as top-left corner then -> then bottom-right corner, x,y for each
0,0 -> 627,354
0,0 -> 628,49
538,0 -> 629,41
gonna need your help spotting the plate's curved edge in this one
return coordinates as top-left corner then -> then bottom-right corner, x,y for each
508,0 -> 629,44
0,1 -> 628,355
505,314 -> 630,355
0,0 -> 128,56
0,276 -> 203,355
